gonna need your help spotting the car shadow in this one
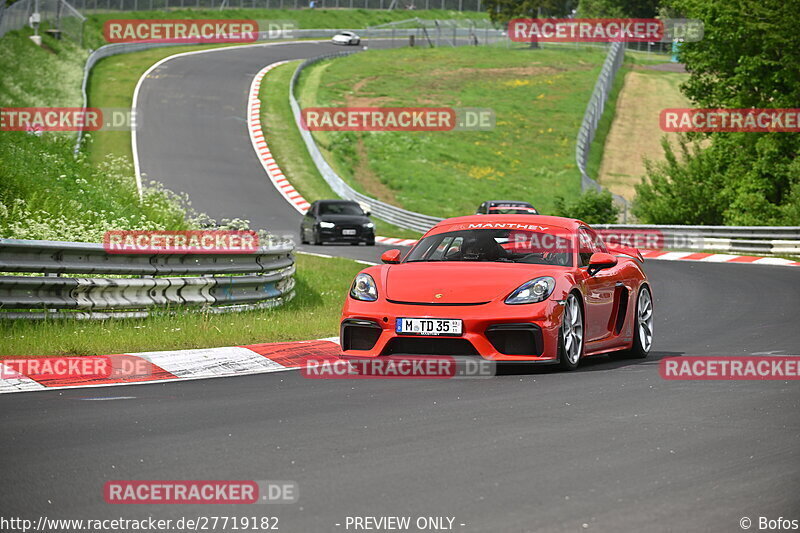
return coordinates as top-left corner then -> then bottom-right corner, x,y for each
493,351 -> 684,376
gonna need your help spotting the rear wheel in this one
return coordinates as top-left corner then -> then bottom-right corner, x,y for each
558,293 -> 584,371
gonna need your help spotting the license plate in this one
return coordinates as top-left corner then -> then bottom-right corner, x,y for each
396,318 -> 463,336
342,229 -> 357,235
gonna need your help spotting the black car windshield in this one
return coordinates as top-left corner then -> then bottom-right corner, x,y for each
319,202 -> 364,216
488,207 -> 538,214
405,229 -> 573,267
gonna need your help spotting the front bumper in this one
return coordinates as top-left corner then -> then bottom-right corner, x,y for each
319,226 -> 374,243
340,298 -> 564,362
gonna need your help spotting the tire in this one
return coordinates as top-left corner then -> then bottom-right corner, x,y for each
300,228 -> 309,245
313,228 -> 322,246
619,285 -> 653,359
558,293 -> 584,371
366,238 -> 375,246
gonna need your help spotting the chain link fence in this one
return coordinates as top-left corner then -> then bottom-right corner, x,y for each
574,40 -> 629,221
70,0 -> 484,10
0,0 -> 85,43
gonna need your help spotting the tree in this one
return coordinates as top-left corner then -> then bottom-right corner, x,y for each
635,0 -> 800,225
577,0 -> 660,18
553,189 -> 620,224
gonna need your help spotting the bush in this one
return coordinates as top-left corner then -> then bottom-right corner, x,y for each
553,189 -> 620,224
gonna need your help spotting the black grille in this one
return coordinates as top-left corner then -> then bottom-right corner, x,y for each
382,337 -> 478,356
485,324 -> 542,356
341,320 -> 382,351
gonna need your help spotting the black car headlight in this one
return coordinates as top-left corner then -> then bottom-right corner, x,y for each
350,273 -> 378,301
505,277 -> 555,305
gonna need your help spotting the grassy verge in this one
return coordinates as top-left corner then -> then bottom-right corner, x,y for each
584,56 -> 632,182
82,9 -> 489,49
259,61 -> 421,239
0,253 -> 360,356
297,45 -> 610,217
0,29 -> 194,241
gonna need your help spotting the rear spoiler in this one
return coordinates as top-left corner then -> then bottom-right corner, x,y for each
606,243 -> 644,262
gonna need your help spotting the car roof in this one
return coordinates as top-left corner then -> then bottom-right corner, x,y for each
486,200 -> 534,206
318,199 -> 358,204
428,214 -> 586,234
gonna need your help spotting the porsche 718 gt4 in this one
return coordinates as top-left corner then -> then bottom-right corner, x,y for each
340,215 -> 653,370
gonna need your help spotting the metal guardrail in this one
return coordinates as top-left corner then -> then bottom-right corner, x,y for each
290,51 -> 444,233
0,239 -> 296,319
594,225 -> 800,256
575,41 -> 630,220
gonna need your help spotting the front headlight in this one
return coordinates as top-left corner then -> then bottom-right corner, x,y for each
350,273 -> 378,301
505,277 -> 555,305
363,222 -> 374,229
319,221 -> 335,229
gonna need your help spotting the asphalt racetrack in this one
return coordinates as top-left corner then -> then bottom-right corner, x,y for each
1,39 -> 798,533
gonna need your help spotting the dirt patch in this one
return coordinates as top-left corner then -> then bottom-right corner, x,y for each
643,62 -> 688,73
353,136 -> 399,204
428,65 -> 566,79
598,70 -> 690,200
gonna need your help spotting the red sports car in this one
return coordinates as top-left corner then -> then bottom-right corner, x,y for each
340,215 -> 653,370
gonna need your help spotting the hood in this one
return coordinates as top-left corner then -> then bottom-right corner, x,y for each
320,214 -> 370,225
384,262 -> 552,304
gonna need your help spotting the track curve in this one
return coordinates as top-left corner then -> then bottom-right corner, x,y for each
1,41 -> 798,532
134,40 -> 400,263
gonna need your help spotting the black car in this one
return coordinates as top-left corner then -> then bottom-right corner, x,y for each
476,200 -> 539,215
300,200 -> 375,246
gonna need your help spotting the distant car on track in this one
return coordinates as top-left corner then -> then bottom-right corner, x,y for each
331,31 -> 361,45
476,200 -> 539,215
301,200 -> 375,246
340,215 -> 652,369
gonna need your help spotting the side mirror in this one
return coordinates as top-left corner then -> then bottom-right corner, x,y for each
381,249 -> 401,264
588,252 -> 617,276
364,209 -> 372,217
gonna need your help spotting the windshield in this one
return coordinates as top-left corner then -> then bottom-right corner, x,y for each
405,229 -> 573,267
488,207 -> 538,214
319,202 -> 364,216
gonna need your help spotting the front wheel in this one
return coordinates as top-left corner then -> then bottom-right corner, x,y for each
558,293 -> 584,371
313,228 -> 322,246
625,285 -> 653,358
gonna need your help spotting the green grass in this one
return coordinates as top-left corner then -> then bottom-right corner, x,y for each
81,8 -> 490,49
259,61 -> 421,239
0,29 -> 194,241
0,253 -> 362,356
297,45 -> 610,217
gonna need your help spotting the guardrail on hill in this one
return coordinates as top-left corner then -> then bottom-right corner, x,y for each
594,225 -> 800,256
289,51 -> 445,233
575,41 -> 629,220
0,238 -> 296,319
